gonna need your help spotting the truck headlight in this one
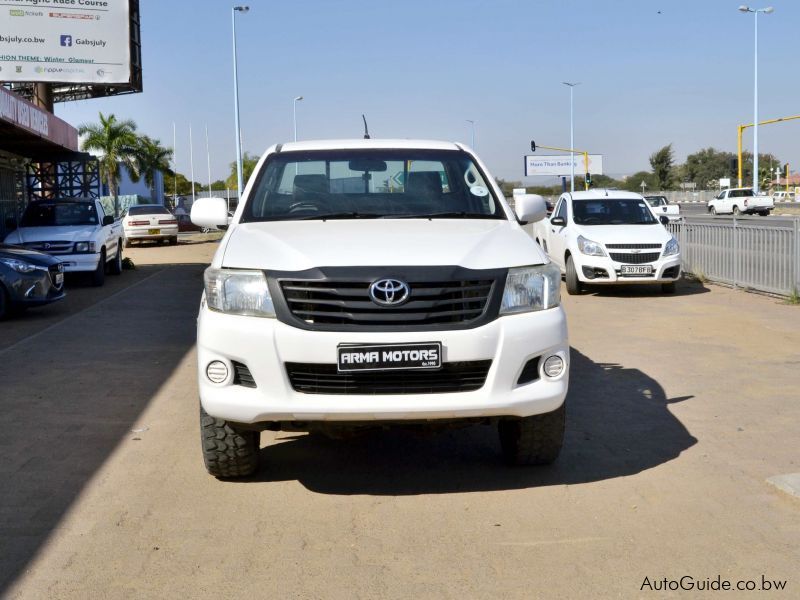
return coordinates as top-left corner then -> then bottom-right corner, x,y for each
0,257 -> 38,273
74,241 -> 96,253
204,268 -> 275,318
500,264 -> 561,315
577,235 -> 606,257
663,237 -> 679,257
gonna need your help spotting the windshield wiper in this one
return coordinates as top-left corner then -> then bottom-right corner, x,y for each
291,212 -> 384,221
391,211 -> 498,219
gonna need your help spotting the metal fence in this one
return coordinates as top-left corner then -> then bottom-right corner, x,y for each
668,219 -> 800,296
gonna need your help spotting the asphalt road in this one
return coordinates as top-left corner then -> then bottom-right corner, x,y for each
678,201 -> 799,228
1,240 -> 798,599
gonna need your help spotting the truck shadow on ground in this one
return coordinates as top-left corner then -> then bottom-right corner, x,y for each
244,349 -> 697,494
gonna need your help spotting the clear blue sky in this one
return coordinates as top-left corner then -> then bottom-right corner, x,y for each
55,0 -> 800,187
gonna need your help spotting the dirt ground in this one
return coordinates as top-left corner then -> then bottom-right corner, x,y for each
1,236 -> 798,599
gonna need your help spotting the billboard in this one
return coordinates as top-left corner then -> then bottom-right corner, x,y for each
0,0 -> 131,84
525,154 -> 604,177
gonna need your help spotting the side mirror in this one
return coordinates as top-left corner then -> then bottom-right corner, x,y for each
4,217 -> 17,231
102,215 -> 115,226
550,216 -> 566,227
191,197 -> 229,231
659,215 -> 669,226
513,194 -> 547,224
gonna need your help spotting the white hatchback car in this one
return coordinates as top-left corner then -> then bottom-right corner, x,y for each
122,205 -> 179,246
191,138 -> 569,477
533,190 -> 681,294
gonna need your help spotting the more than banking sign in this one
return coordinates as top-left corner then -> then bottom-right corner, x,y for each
0,0 -> 130,84
524,154 -> 604,177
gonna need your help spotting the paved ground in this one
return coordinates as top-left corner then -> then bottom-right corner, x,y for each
1,238 -> 798,599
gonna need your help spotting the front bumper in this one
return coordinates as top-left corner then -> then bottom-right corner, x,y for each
5,268 -> 65,307
573,253 -> 682,284
197,305 -> 569,424
57,252 -> 101,273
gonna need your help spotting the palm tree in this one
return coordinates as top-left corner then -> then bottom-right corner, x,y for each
134,135 -> 174,200
78,112 -> 139,217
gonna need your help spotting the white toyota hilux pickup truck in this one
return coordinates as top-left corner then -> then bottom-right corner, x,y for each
532,190 -> 682,295
191,139 -> 569,477
4,198 -> 124,286
707,187 -> 773,216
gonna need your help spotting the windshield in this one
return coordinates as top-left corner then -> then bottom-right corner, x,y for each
243,149 -> 505,221
128,205 -> 171,216
21,202 -> 98,227
572,199 -> 658,225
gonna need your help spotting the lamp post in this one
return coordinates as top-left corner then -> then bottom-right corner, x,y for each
231,5 -> 249,200
739,5 -> 773,194
293,96 -> 304,142
562,82 -> 580,193
466,119 -> 475,149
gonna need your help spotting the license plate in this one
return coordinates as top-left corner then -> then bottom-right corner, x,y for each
55,273 -> 64,285
148,228 -> 160,235
337,342 -> 442,372
620,265 -> 653,275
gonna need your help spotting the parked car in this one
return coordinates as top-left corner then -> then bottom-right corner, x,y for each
644,195 -> 681,221
122,205 -> 178,246
707,188 -> 773,216
190,138 -> 569,477
0,243 -> 65,319
532,190 -> 681,294
771,191 -> 795,202
3,198 -> 124,287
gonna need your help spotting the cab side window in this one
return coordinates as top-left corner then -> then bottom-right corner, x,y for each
555,198 -> 568,221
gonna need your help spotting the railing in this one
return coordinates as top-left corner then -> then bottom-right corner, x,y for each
668,219 -> 800,296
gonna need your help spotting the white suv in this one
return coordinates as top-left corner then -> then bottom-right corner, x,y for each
533,190 -> 682,294
191,139 -> 569,477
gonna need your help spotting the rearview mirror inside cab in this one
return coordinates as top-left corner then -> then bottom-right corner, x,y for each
514,194 -> 547,225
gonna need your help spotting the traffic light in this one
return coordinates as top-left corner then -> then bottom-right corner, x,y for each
585,172 -> 592,186
530,140 -> 536,152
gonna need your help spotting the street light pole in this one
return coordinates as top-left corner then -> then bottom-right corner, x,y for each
231,5 -> 249,201
563,82 -> 580,193
293,96 -> 304,142
739,5 -> 773,194
466,119 -> 475,149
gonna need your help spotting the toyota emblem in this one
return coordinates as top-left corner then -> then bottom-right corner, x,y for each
369,279 -> 411,306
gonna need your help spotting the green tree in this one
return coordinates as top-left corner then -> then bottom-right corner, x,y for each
683,147 -> 736,189
621,171 -> 658,193
649,144 -> 674,190
78,112 -> 139,216
163,172 -> 199,196
134,135 -> 173,199
226,152 -> 259,191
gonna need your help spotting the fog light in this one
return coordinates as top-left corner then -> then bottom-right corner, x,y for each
206,360 -> 229,383
543,355 -> 564,378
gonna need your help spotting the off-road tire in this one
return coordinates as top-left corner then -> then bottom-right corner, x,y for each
200,404 -> 259,478
662,282 -> 676,294
710,206 -> 717,215
498,403 -> 566,466
91,250 -> 106,287
109,242 -> 123,275
169,236 -> 178,245
0,284 -> 8,320
733,206 -> 741,216
565,255 -> 582,295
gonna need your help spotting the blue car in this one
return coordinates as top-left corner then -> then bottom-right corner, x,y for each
0,244 -> 65,319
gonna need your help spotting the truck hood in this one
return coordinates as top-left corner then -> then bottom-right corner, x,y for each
4,226 -> 97,245
220,219 -> 545,271
575,224 -> 673,245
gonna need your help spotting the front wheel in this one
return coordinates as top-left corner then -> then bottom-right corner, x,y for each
498,403 -> 566,465
91,250 -> 106,287
0,285 -> 8,320
565,255 -> 582,295
710,206 -> 717,216
200,404 -> 259,478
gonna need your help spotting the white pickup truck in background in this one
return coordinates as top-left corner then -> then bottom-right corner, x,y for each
3,198 -> 124,286
644,195 -> 681,222
707,188 -> 773,216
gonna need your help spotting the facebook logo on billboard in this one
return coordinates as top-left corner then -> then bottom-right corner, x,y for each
60,35 -> 72,47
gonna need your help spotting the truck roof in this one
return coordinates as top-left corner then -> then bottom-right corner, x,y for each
269,139 -> 466,153
565,190 -> 645,201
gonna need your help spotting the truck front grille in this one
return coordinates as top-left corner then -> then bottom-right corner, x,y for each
22,241 -> 73,255
286,361 -> 492,395
608,252 -> 661,264
271,266 -> 506,332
